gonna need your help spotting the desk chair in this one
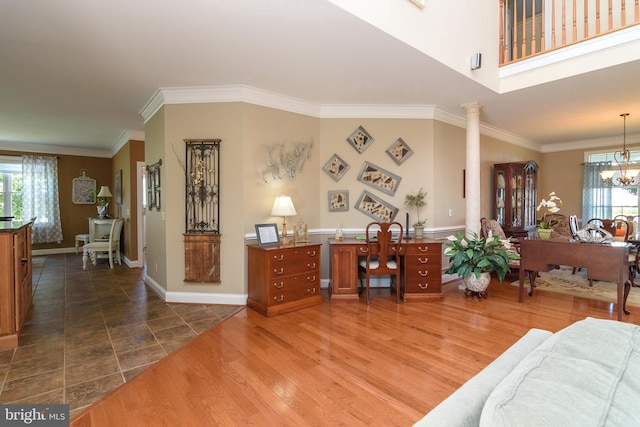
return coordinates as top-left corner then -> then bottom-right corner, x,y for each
82,218 -> 124,270
358,221 -> 403,305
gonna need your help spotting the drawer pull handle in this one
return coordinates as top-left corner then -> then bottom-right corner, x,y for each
273,281 -> 284,289
418,246 -> 429,252
274,268 -> 284,275
307,263 -> 316,269
307,288 -> 316,294
360,247 -> 369,253
418,283 -> 429,289
274,295 -> 284,302
273,254 -> 284,261
307,275 -> 316,282
418,257 -> 429,263
21,258 -> 28,264
307,250 -> 316,256
419,271 -> 429,277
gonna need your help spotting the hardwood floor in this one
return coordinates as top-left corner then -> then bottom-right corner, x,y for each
70,274 -> 640,426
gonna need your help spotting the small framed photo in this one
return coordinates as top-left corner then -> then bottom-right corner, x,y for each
323,154 -> 350,182
328,190 -> 349,212
293,222 -> 308,243
346,126 -> 374,154
386,138 -> 414,165
255,223 -> 280,246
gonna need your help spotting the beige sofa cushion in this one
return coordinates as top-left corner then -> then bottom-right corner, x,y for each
480,317 -> 640,426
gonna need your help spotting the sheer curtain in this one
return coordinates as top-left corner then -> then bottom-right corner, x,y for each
582,162 -> 612,223
22,155 -> 63,244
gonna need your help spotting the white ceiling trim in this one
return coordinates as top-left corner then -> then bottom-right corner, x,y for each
0,142 -> 112,158
138,84 -> 540,150
542,132 -> 640,153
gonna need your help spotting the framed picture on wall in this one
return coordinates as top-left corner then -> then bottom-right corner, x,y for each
386,138 -> 413,165
346,125 -> 374,154
328,190 -> 349,212
115,169 -> 122,204
322,154 -> 350,182
355,190 -> 399,223
357,161 -> 402,196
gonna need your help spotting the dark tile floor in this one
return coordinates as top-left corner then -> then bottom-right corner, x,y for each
0,254 -> 242,417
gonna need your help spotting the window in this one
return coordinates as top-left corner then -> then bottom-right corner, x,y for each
585,150 -> 640,219
0,156 -> 23,221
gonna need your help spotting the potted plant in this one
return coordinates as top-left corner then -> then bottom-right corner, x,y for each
405,188 -> 427,238
444,231 -> 519,297
536,191 -> 563,239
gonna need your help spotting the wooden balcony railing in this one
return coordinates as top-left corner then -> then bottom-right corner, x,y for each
499,0 -> 640,65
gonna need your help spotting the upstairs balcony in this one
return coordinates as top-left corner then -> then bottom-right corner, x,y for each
500,0 -> 640,65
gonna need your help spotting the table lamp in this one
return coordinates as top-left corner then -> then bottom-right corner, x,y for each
271,195 -> 297,243
97,186 -> 113,218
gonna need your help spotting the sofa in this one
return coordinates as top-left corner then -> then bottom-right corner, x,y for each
414,317 -> 640,426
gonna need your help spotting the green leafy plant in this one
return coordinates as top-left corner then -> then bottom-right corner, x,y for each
404,187 -> 427,226
536,191 -> 563,229
444,231 -> 519,282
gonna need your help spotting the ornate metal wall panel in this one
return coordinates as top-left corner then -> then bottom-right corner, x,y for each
184,139 -> 220,233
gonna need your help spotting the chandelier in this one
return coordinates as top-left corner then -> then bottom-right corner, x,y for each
600,113 -> 639,186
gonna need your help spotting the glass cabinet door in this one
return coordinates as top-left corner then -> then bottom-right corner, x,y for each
495,170 -> 506,225
493,161 -> 538,237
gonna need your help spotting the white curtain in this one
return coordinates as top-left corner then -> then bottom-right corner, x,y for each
22,155 -> 63,244
582,162 -> 612,222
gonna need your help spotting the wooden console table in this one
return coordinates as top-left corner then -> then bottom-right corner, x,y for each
518,238 -> 631,320
328,238 -> 443,302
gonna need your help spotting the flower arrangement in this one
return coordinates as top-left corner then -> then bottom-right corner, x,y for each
444,231 -> 519,282
536,192 -> 563,229
404,187 -> 427,226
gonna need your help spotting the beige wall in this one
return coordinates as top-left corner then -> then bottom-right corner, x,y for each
539,149 -> 584,219
144,100 -> 623,298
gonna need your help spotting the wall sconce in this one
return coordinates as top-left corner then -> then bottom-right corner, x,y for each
271,195 -> 297,244
96,186 -> 113,218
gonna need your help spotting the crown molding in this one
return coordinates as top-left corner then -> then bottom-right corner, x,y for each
138,84 -> 541,149
542,133 -> 640,153
113,129 -> 145,155
0,141 -> 112,158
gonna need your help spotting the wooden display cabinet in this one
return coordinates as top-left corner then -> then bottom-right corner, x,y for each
493,161 -> 538,238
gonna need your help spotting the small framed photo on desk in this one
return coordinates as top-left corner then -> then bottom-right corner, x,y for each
255,223 -> 280,246
293,222 -> 308,243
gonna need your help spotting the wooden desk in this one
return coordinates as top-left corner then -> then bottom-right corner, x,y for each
329,238 -> 443,302
518,238 -> 631,320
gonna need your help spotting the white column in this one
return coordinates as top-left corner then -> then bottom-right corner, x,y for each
462,101 -> 483,237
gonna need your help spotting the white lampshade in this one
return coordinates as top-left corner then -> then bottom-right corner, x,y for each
599,170 -> 616,180
97,186 -> 113,198
271,195 -> 297,217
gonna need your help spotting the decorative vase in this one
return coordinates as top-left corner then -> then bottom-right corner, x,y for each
97,203 -> 108,219
462,271 -> 491,300
414,225 -> 424,238
537,228 -> 552,240
463,272 -> 491,292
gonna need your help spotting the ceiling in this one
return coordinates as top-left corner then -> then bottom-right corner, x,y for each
1,0 -> 639,155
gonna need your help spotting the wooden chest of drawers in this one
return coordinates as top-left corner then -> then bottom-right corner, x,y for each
402,240 -> 443,302
247,242 -> 322,317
